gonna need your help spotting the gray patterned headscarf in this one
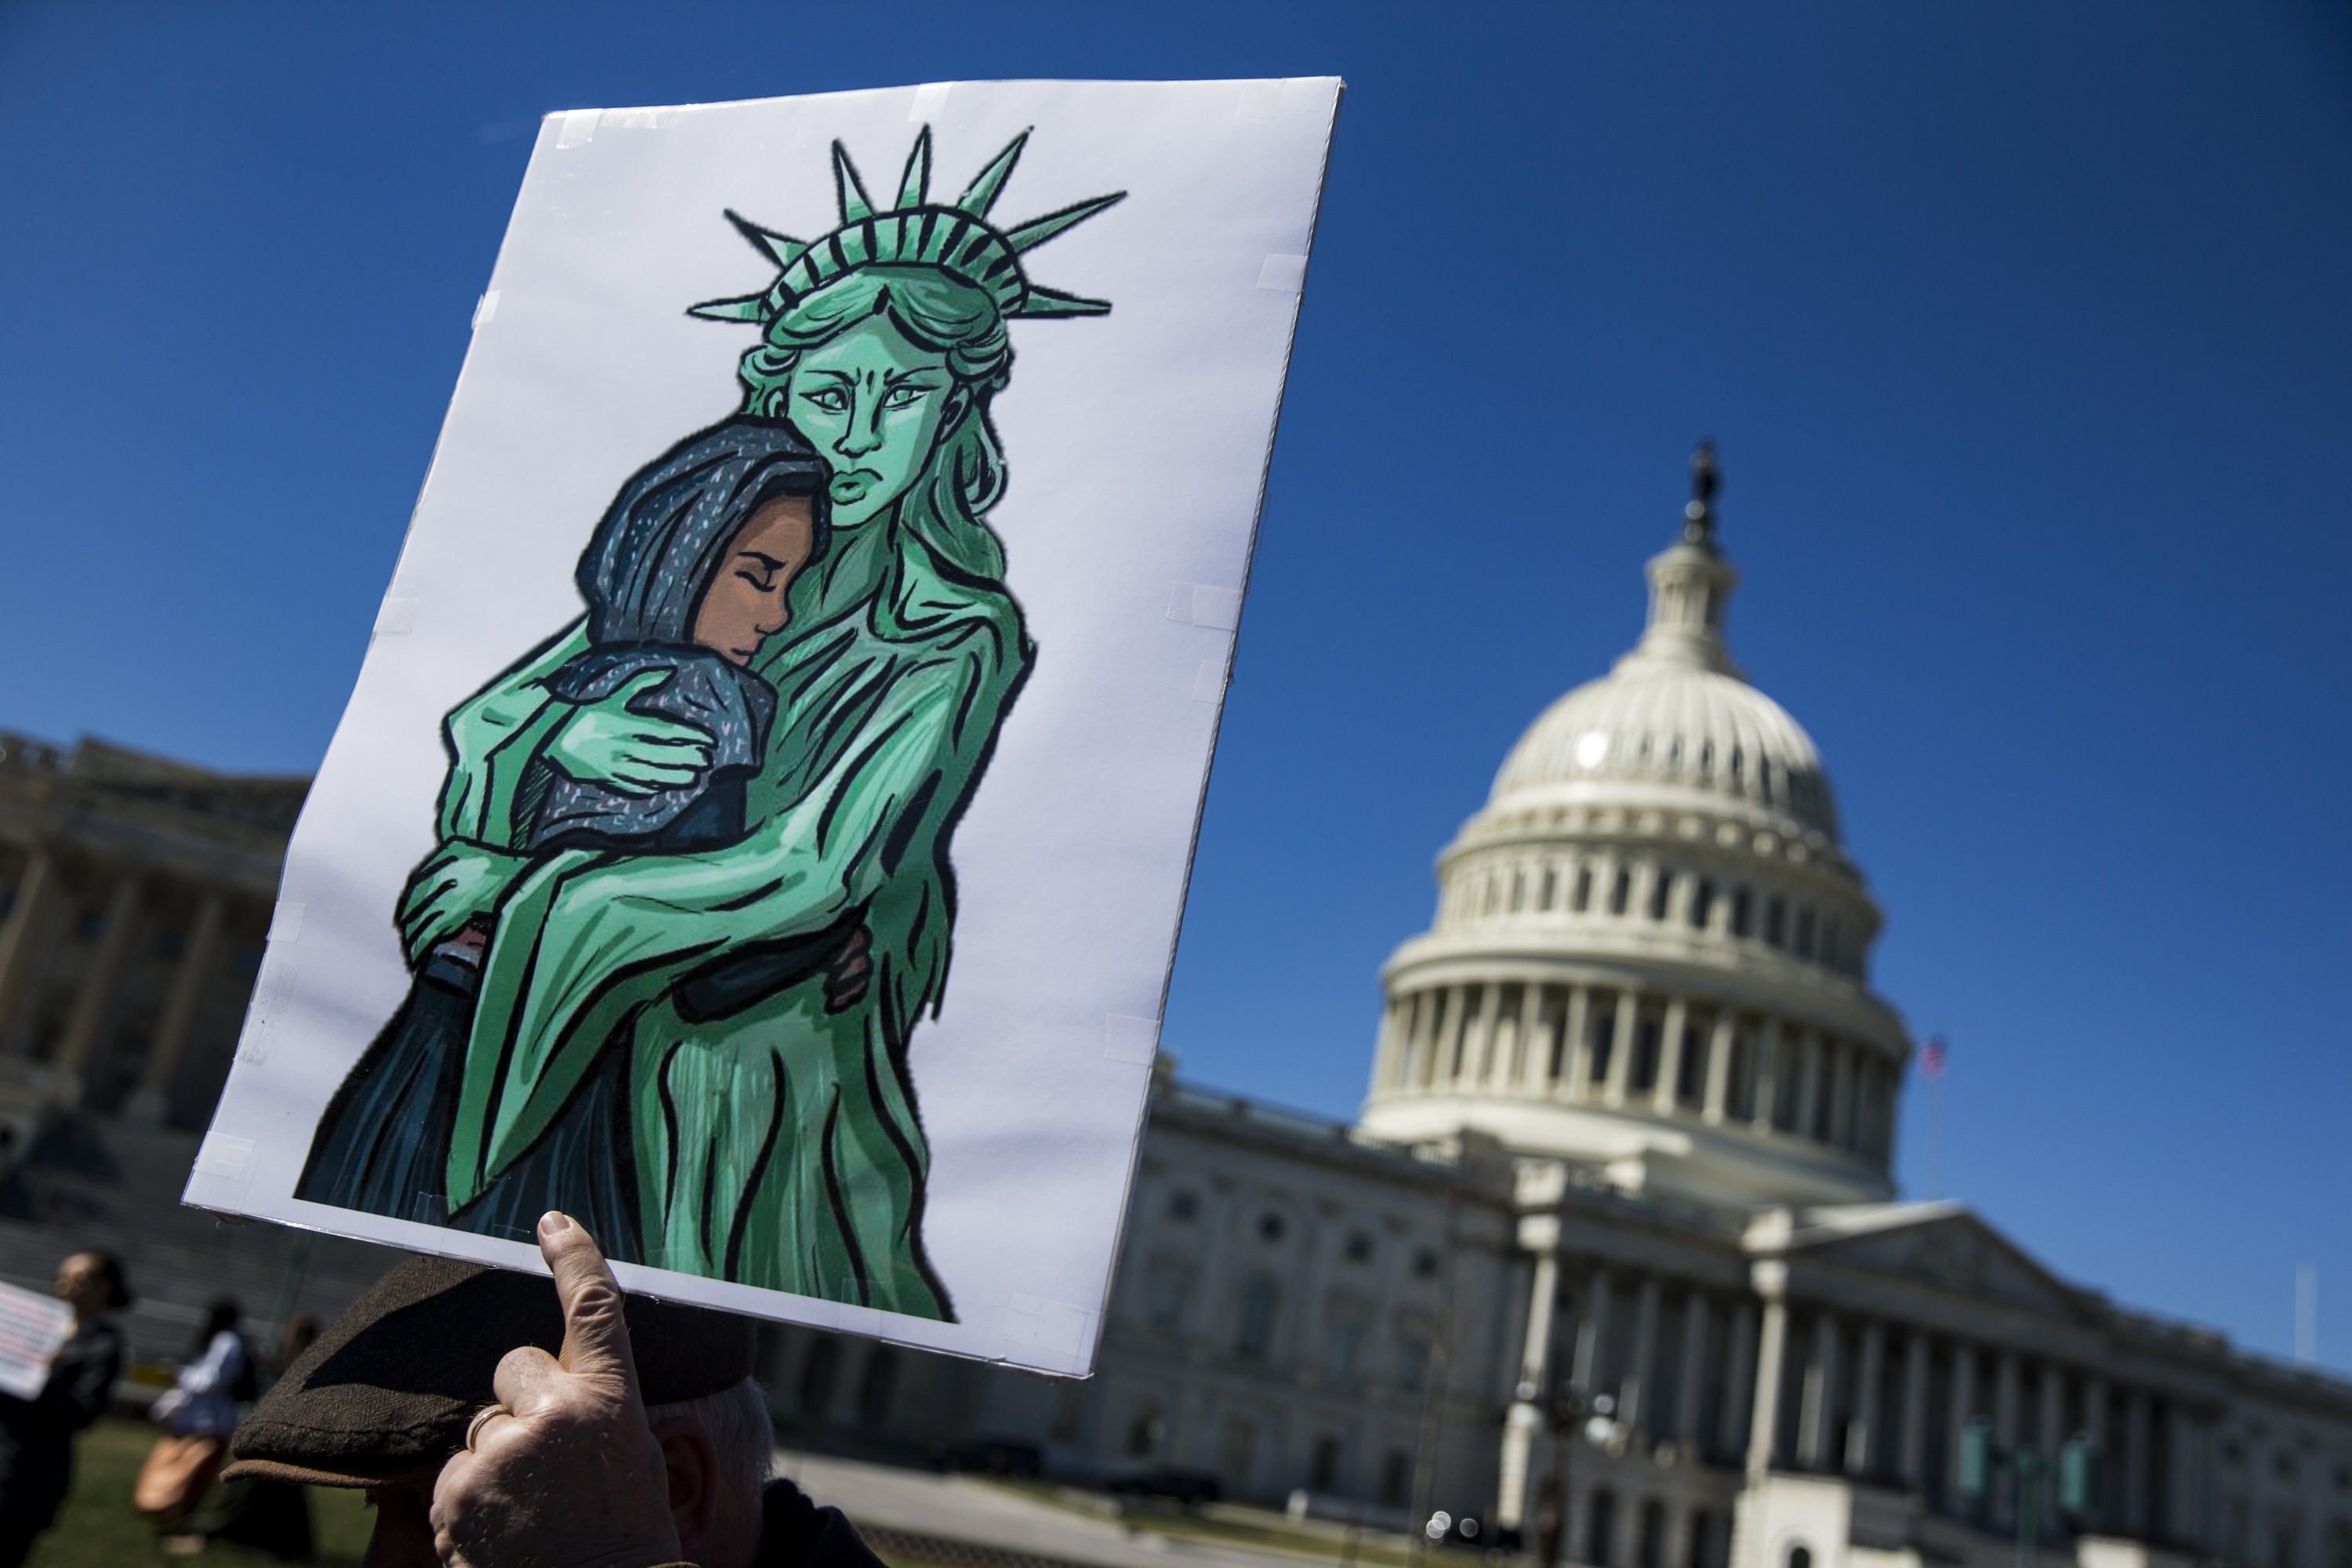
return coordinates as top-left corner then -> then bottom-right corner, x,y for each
529,419 -> 828,850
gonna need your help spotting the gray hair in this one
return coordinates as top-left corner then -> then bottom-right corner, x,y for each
646,1377 -> 772,1511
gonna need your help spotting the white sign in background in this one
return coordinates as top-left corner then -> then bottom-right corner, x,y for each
190,78 -> 1341,1377
0,1279 -> 75,1402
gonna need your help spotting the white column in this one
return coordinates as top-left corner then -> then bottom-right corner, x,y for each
2082,1375 -> 2109,1530
1674,1292 -> 1710,1446
1703,1011 -> 1737,1124
1436,985 -> 1465,1083
1719,1298 -> 1758,1460
1371,995 -> 1406,1090
1796,1312 -> 1839,1470
1519,985 -> 1553,1094
2164,1403 -> 2198,1543
1621,1274 -> 1661,1436
1407,989 -> 1439,1087
0,848 -> 65,1053
1603,989 -> 1638,1107
1461,985 -> 1496,1085
1745,1267 -> 1788,1482
1750,1018 -> 1781,1133
1899,1332 -> 1930,1489
1947,1343 -> 1978,1507
1559,985 -> 1592,1101
1993,1352 -> 2021,1525
56,872 -> 143,1087
1653,996 -> 1689,1112
125,893 -> 228,1124
2122,1391 -> 2151,1535
1846,1321 -> 1884,1476
1495,1247 -> 1559,1534
1572,1267 -> 1613,1393
2037,1367 -> 2063,1536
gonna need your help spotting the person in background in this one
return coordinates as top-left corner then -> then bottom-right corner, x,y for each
223,1217 -> 881,1567
0,1250 -> 131,1567
147,1298 -> 256,1551
176,1308 -> 321,1560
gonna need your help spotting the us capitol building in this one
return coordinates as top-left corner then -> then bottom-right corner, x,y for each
923,454 -> 2352,1568
0,456 -> 2347,1568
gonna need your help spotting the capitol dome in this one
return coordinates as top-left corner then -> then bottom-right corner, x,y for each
1357,451 -> 1911,1208
1492,639 -> 1840,845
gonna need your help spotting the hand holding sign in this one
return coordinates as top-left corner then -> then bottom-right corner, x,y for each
430,1214 -> 683,1568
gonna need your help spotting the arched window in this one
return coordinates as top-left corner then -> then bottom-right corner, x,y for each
1690,880 -> 1715,930
1610,868 -> 1632,916
1787,1547 -> 1813,1568
1731,887 -> 1751,937
1647,869 -> 1672,921
1573,867 -> 1594,913
1540,866 -> 1559,909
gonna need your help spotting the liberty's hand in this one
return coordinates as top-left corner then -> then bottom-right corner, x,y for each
545,670 -> 715,797
430,1214 -> 682,1568
398,843 -> 526,968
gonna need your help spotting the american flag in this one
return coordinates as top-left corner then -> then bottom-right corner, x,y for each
1921,1036 -> 1947,1079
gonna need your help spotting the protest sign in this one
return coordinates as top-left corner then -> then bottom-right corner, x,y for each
190,78 -> 1339,1374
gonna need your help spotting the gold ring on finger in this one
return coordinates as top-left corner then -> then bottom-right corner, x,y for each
463,1403 -> 510,1454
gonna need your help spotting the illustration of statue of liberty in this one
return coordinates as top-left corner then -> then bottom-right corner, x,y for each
298,127 -> 1123,1320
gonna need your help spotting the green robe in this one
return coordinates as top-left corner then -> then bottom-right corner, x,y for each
433,506 -> 1029,1319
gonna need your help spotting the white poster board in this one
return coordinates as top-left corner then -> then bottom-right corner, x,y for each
0,1279 -> 75,1401
189,77 -> 1340,1376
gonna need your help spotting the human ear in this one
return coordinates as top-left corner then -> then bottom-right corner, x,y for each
649,1417 -> 720,1559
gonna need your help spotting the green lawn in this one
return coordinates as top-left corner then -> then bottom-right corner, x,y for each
27,1418 -> 373,1567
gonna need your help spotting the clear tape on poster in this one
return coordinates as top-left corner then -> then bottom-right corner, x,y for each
1167,582 -> 1242,631
1103,1014 -> 1160,1065
1257,253 -> 1308,293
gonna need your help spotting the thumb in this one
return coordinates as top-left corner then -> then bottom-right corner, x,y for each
537,1211 -> 643,1405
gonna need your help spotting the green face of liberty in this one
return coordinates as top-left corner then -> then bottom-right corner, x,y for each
785,314 -> 960,530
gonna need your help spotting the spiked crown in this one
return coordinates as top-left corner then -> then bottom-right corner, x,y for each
689,126 -> 1125,331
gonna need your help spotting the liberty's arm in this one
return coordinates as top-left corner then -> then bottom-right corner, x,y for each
397,623 -> 719,964
443,606 -> 1022,1210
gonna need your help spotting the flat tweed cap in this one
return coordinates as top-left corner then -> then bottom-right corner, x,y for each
223,1254 -> 757,1488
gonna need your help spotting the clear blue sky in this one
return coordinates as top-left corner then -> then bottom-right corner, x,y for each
4,2 -> 2347,1370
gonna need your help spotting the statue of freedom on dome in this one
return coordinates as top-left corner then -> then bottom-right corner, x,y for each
296,127 -> 1123,1321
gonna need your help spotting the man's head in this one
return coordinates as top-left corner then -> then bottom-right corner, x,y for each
54,1250 -> 129,1319
223,1255 -> 768,1568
